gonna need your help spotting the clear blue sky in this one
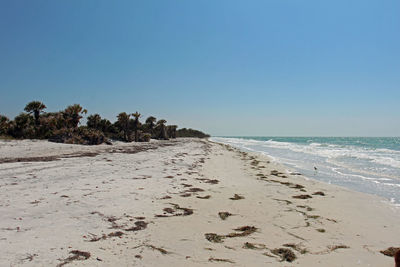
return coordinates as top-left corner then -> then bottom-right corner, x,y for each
1,0 -> 399,136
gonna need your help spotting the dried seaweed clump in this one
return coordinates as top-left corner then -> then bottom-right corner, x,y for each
205,233 -> 224,243
292,194 -> 312,199
156,204 -> 193,217
196,195 -> 211,199
218,212 -> 232,220
243,242 -> 266,250
205,226 -> 258,243
125,221 -> 148,232
147,245 -> 169,255
328,244 -> 350,251
271,248 -> 297,262
208,257 -> 235,263
229,194 -> 244,200
380,247 -> 400,257
228,226 -> 257,237
57,250 -> 91,267
283,243 -> 308,254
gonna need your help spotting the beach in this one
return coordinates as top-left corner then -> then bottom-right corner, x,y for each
0,138 -> 399,266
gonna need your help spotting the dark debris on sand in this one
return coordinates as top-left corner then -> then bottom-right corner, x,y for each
218,211 -> 232,220
125,221 -> 148,232
205,226 -> 258,243
57,250 -> 91,267
380,247 -> 400,257
292,194 -> 312,199
271,248 -> 297,262
229,194 -> 245,200
208,257 -> 235,263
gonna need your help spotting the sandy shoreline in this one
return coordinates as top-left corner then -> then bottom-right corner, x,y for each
0,138 -> 399,266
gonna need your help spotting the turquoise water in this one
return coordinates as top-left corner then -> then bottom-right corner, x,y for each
211,137 -> 400,205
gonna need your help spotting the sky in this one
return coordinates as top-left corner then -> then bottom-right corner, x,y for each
0,0 -> 399,136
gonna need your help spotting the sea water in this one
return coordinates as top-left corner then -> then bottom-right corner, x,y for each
210,137 -> 400,205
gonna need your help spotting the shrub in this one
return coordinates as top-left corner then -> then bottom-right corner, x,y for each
140,132 -> 151,142
176,128 -> 210,138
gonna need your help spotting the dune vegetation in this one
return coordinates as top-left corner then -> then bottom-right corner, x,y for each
0,101 -> 209,145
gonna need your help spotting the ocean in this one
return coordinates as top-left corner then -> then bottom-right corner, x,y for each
210,137 -> 400,205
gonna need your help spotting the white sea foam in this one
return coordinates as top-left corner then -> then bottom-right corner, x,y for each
211,136 -> 400,204
212,137 -> 400,170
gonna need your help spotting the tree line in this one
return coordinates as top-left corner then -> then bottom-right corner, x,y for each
0,101 -> 209,145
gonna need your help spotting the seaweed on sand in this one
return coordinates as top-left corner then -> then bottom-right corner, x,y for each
243,242 -> 266,250
208,257 -> 235,263
328,244 -> 350,251
156,203 -> 194,217
229,194 -> 244,200
205,226 -> 258,243
187,187 -> 204,192
125,221 -> 148,232
283,243 -> 308,254
218,212 -> 232,220
147,245 -> 169,255
205,233 -> 224,243
271,248 -> 297,262
227,226 -> 257,237
57,250 -> 91,266
196,195 -> 211,199
292,194 -> 312,199
380,247 -> 400,257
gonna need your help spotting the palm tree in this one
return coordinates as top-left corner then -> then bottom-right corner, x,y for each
116,112 -> 131,141
63,104 -> 87,128
167,125 -> 177,138
0,115 -> 10,135
11,113 -> 35,138
145,116 -> 156,137
24,101 -> 46,125
131,112 -> 141,142
156,119 -> 168,140
87,114 -> 102,130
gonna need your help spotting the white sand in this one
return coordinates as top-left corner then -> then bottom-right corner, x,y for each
0,138 -> 399,266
